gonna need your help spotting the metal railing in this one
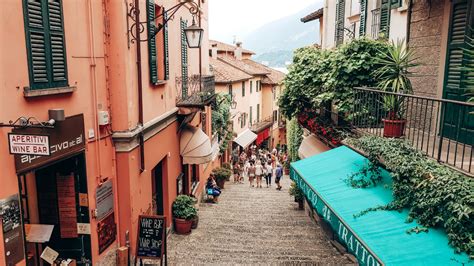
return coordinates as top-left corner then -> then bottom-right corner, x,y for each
176,75 -> 216,107
352,87 -> 474,175
371,8 -> 380,39
251,116 -> 274,133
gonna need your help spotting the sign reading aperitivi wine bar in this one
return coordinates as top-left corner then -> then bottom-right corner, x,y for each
8,133 -> 50,156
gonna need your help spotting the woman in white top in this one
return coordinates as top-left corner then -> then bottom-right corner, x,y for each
265,162 -> 273,188
255,160 -> 264,188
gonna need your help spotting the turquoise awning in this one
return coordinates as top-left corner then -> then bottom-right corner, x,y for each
290,146 -> 470,266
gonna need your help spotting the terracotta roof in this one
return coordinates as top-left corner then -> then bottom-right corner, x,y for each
210,57 -> 252,83
301,8 -> 323,23
218,56 -> 270,76
210,40 -> 255,55
242,59 -> 286,85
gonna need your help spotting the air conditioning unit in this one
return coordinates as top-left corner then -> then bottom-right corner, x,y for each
98,111 -> 110,126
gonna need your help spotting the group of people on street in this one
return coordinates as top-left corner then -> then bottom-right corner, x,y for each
233,146 -> 286,190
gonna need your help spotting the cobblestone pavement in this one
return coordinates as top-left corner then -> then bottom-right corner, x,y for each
167,176 -> 352,265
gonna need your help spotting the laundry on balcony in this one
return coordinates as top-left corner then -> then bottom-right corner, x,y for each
233,129 -> 257,149
298,134 -> 330,159
290,146 -> 470,265
180,125 -> 213,165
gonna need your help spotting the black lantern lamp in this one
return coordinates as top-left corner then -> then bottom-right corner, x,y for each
184,17 -> 204,48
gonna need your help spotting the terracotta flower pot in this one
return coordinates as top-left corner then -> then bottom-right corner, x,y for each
216,179 -> 225,189
174,218 -> 192,235
382,119 -> 406,138
191,215 -> 199,229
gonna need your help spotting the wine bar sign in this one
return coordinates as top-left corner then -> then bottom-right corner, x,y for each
8,133 -> 50,156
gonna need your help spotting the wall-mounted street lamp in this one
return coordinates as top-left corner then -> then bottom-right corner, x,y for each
128,0 -> 204,49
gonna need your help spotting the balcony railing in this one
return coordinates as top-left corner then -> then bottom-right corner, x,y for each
176,75 -> 216,107
352,87 -> 474,175
250,116 -> 274,133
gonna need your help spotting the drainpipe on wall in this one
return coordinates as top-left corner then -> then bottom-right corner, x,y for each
134,0 -> 145,172
406,0 -> 413,48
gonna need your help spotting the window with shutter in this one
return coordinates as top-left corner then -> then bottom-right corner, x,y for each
379,0 -> 390,38
146,0 -> 158,84
335,0 -> 345,46
24,0 -> 68,90
390,0 -> 402,9
242,81 -> 245,97
359,0 -> 368,36
249,106 -> 253,126
250,80 -> 253,93
181,19 -> 188,97
442,0 -> 473,144
257,104 -> 260,122
228,84 -> 233,100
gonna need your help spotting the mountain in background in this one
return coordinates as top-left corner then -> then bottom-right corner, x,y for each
243,2 -> 322,68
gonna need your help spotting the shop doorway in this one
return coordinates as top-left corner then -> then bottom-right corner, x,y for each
152,161 -> 164,216
34,154 -> 91,264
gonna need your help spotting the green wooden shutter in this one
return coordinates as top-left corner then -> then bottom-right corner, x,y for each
250,81 -> 253,93
24,0 -> 68,90
335,0 -> 345,46
249,106 -> 253,126
242,81 -> 245,97
442,0 -> 473,144
257,104 -> 260,122
181,19 -> 188,96
379,0 -> 391,38
359,0 -> 368,36
163,11 -> 169,80
146,0 -> 158,84
390,0 -> 402,9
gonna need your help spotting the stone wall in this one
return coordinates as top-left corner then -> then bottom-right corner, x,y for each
409,0 -> 447,98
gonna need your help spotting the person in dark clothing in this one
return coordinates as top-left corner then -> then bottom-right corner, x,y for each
275,164 -> 283,190
206,174 -> 221,203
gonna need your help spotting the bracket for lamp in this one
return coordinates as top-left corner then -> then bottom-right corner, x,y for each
0,116 -> 55,129
127,0 -> 200,43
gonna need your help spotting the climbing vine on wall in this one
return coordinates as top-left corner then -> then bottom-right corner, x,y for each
346,136 -> 474,258
286,118 -> 303,163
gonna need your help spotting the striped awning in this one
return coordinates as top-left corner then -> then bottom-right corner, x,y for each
234,129 -> 257,149
180,125 -> 213,165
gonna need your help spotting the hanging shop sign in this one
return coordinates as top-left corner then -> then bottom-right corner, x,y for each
8,133 -> 50,156
57,173 -> 78,238
0,194 -> 25,265
96,179 -> 114,221
97,212 -> 117,254
136,215 -> 166,260
290,169 -> 383,266
13,114 -> 85,173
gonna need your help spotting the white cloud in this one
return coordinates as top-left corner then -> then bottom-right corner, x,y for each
209,0 -> 318,43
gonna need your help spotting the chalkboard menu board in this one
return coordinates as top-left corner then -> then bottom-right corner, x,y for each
136,215 -> 166,260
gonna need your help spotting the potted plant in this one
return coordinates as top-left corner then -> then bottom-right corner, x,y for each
375,40 -> 418,138
172,195 -> 197,235
283,160 -> 290,175
212,167 -> 231,189
221,163 -> 232,181
289,182 -> 304,210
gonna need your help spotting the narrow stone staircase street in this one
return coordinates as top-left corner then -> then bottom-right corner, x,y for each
167,177 -> 352,265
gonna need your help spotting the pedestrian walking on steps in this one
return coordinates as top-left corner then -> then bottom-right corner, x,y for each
275,163 -> 283,190
265,161 -> 273,188
255,160 -> 264,188
248,162 -> 256,187
233,162 -> 241,183
242,160 -> 250,183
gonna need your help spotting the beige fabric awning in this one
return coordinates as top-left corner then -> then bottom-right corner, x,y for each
234,129 -> 257,149
298,134 -> 331,159
180,125 -> 213,165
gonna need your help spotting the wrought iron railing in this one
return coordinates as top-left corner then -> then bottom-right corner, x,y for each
176,75 -> 216,107
371,8 -> 380,39
251,116 -> 274,133
352,87 -> 474,175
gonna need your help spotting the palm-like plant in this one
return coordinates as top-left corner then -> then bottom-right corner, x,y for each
375,40 -> 419,119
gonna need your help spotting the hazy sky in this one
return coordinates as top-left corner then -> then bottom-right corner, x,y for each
208,0 -> 317,43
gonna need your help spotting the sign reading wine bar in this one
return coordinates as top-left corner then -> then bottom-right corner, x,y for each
136,215 -> 166,260
8,133 -> 50,156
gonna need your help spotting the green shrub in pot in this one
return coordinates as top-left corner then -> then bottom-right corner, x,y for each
172,195 -> 197,220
